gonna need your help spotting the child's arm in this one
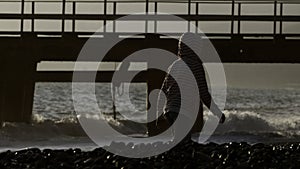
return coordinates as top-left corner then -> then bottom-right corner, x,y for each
156,76 -> 168,115
156,64 -> 174,117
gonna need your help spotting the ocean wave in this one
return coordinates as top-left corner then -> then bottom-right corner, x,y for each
208,110 -> 300,137
30,110 -> 300,137
0,109 -> 298,146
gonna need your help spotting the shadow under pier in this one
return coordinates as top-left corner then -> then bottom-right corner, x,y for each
0,0 -> 299,136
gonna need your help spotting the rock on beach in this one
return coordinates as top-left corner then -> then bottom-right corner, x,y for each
0,139 -> 299,169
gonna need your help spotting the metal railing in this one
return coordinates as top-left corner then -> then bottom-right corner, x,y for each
0,0 -> 299,38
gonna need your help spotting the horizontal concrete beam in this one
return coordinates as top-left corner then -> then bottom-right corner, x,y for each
0,35 -> 299,63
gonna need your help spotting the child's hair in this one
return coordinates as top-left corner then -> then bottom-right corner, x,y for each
178,32 -> 203,63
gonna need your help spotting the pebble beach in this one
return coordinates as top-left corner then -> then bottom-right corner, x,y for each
1,138 -> 299,169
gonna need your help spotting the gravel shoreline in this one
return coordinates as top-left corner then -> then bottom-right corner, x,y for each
0,139 -> 299,169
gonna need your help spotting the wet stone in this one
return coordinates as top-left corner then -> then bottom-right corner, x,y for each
0,141 -> 299,168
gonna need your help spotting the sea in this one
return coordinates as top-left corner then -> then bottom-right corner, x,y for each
0,82 -> 299,152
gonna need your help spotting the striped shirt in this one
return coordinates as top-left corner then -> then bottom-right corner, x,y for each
157,59 -> 212,115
